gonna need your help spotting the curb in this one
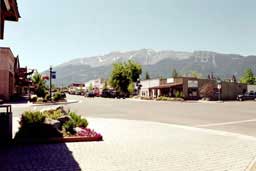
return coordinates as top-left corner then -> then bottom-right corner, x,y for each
246,157 -> 256,171
30,100 -> 79,106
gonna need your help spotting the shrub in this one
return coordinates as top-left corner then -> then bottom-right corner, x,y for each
53,91 -> 66,101
37,97 -> 44,103
20,111 -> 45,127
44,93 -> 51,101
175,91 -> 184,98
30,95 -> 37,103
156,96 -> 184,101
62,120 -> 76,135
42,109 -> 63,120
69,112 -> 88,128
61,92 -> 66,99
140,96 -> 153,100
53,91 -> 62,101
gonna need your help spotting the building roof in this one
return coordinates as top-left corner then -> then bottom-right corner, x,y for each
150,82 -> 183,89
0,0 -> 21,39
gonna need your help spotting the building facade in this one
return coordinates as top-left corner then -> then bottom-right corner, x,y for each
0,47 -> 16,100
85,78 -> 105,95
140,77 -> 247,100
0,47 -> 32,101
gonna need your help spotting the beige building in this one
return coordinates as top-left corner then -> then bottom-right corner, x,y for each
0,47 -> 33,101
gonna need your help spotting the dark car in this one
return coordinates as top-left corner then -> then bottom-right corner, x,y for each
237,92 -> 256,101
115,91 -> 129,99
85,92 -> 95,97
101,89 -> 116,98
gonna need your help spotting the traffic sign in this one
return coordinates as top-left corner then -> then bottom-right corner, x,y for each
51,71 -> 56,79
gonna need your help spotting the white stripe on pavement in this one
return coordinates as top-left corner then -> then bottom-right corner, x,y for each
196,118 -> 256,127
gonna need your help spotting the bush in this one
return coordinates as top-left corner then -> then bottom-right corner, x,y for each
53,91 -> 66,101
156,96 -> 184,101
61,92 -> 66,99
30,95 -> 37,103
44,93 -> 51,101
37,97 -> 44,103
20,111 -> 45,127
69,112 -> 88,128
42,109 -> 63,120
175,91 -> 184,98
140,96 -> 153,100
53,91 -> 62,101
62,120 -> 76,135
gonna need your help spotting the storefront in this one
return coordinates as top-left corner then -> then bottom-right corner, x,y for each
141,77 -> 247,100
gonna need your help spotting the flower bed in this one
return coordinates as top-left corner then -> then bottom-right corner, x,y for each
14,106 -> 103,144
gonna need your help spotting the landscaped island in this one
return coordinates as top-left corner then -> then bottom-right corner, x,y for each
14,106 -> 102,143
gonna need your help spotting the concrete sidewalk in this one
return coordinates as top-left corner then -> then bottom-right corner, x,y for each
6,117 -> 256,171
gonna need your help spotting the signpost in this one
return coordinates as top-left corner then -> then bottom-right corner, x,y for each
49,66 -> 56,101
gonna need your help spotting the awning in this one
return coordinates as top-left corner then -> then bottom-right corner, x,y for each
150,83 -> 183,89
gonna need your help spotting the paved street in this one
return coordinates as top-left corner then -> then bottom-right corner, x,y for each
71,95 -> 256,137
10,94 -> 256,136
5,94 -> 256,170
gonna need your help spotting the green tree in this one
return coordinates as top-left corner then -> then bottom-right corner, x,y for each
88,83 -> 93,91
109,61 -> 142,94
191,71 -> 202,78
145,71 -> 150,80
240,68 -> 255,84
128,82 -> 135,94
125,60 -> 142,82
109,63 -> 131,93
32,71 -> 47,97
172,68 -> 179,77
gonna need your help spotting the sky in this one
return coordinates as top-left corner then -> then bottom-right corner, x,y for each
1,0 -> 256,71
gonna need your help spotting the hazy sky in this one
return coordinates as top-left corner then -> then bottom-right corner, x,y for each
1,0 -> 256,71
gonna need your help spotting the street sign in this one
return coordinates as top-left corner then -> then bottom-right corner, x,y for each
51,71 -> 56,79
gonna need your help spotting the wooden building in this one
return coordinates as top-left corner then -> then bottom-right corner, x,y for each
0,0 -> 20,39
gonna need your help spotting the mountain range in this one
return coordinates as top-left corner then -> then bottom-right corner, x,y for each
46,49 -> 256,86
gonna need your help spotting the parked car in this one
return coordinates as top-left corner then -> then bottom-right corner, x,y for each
115,91 -> 129,99
85,92 -> 95,97
237,92 -> 256,101
101,89 -> 115,98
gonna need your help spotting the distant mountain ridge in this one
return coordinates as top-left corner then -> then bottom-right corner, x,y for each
47,49 -> 256,86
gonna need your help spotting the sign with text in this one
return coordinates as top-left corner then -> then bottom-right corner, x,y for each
188,80 -> 198,88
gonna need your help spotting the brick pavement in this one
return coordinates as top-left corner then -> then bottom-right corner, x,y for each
1,117 -> 256,171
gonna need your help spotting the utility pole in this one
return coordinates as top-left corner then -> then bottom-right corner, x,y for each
50,66 -> 52,102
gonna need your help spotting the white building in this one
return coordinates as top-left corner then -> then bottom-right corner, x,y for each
139,79 -> 161,97
85,78 -> 105,93
247,85 -> 256,93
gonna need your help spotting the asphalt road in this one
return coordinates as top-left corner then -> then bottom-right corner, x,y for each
9,94 -> 256,137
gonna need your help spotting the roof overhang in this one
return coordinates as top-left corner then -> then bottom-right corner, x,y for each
150,83 -> 183,89
1,0 -> 20,39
